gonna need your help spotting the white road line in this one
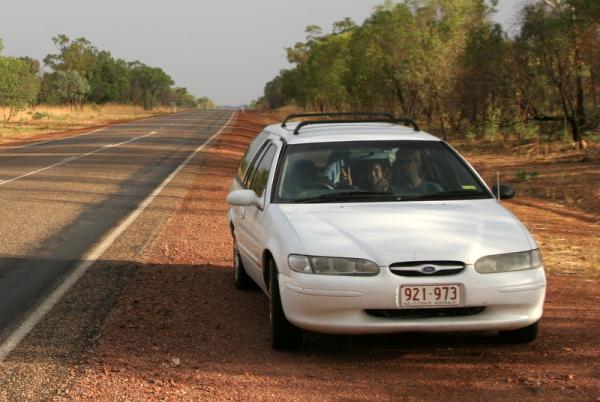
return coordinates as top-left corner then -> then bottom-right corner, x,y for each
0,131 -> 159,187
2,128 -> 106,151
1,112 -> 173,151
0,113 -> 235,362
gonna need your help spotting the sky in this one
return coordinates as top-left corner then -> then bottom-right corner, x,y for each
0,0 -> 525,106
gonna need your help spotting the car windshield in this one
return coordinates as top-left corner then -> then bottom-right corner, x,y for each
273,140 -> 490,203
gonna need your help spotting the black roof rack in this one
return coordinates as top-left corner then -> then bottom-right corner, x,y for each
280,112 -> 420,134
281,112 -> 395,128
293,118 -> 420,135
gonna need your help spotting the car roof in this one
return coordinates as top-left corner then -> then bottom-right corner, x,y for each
264,122 -> 442,145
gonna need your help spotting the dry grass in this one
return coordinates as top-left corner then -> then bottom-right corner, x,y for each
0,103 -> 171,145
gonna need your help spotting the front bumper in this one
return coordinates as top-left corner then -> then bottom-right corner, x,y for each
279,266 -> 546,334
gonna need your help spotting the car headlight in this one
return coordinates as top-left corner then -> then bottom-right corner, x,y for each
288,254 -> 380,276
475,249 -> 543,274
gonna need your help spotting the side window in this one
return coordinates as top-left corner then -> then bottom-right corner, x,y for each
248,144 -> 277,198
243,141 -> 270,188
237,130 -> 270,179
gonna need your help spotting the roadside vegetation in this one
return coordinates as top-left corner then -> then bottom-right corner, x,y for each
0,35 -> 215,143
255,0 -> 600,147
255,0 -> 600,224
0,104 -> 170,145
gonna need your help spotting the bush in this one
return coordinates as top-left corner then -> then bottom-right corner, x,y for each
516,170 -> 539,182
32,111 -> 50,120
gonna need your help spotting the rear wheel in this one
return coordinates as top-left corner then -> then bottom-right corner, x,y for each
233,240 -> 254,290
499,320 -> 539,343
269,259 -> 303,350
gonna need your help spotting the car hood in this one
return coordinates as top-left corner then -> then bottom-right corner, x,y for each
277,200 -> 534,266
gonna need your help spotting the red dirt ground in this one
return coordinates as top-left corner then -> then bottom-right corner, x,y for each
52,112 -> 600,401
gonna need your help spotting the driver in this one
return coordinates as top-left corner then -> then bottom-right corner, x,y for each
391,148 -> 442,193
283,159 -> 329,196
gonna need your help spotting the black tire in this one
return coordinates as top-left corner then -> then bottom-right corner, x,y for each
269,259 -> 303,350
499,320 -> 539,343
233,239 -> 254,290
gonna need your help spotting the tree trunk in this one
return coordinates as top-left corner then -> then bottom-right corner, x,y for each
439,116 -> 447,141
568,115 -> 582,146
6,107 -> 14,123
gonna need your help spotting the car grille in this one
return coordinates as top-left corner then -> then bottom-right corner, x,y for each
365,307 -> 485,319
389,261 -> 465,277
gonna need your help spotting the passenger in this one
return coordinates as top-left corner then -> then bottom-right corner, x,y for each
392,148 -> 443,193
338,165 -> 354,188
338,160 -> 390,192
366,160 -> 391,192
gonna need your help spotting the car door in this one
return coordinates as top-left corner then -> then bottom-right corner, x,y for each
235,141 -> 279,288
229,137 -> 269,234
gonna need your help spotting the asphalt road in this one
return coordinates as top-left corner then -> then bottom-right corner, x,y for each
0,109 -> 233,345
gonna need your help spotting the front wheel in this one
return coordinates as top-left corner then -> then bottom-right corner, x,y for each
499,320 -> 539,343
269,259 -> 303,350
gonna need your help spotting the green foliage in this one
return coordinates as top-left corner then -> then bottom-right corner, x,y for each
196,97 -> 215,110
460,23 -> 512,128
32,111 -> 50,120
41,70 -> 90,107
128,62 -> 174,109
0,56 -> 40,121
259,0 -> 600,145
516,170 -> 539,182
170,87 -> 197,108
37,34 -> 207,109
483,101 -> 503,140
332,18 -> 357,34
304,32 -> 352,111
44,35 -> 98,80
88,52 -> 131,104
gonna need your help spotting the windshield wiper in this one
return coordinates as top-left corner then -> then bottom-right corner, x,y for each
293,191 -> 397,203
292,190 -> 488,203
399,190 -> 487,201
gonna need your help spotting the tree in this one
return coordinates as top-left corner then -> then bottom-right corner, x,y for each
332,18 -> 357,34
41,35 -> 183,109
128,62 -> 174,109
303,31 -> 352,111
41,70 -> 90,108
0,56 -> 40,122
196,97 -> 215,110
44,35 -> 98,81
345,3 -> 421,114
169,87 -> 197,108
258,0 -> 599,143
89,51 -> 131,104
457,22 -> 513,132
513,1 -> 596,144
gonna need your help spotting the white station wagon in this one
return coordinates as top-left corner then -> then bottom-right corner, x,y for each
227,113 -> 546,349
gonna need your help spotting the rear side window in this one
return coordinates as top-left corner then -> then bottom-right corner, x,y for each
248,144 -> 277,198
237,130 -> 270,179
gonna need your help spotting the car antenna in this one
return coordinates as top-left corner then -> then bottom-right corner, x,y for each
496,171 -> 501,202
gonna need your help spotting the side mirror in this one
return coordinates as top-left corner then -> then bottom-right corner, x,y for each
227,189 -> 261,207
491,183 -> 516,200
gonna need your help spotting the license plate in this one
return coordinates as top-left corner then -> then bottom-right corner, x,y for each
400,284 -> 462,307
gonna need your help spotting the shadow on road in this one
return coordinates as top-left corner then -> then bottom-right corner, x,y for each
2,259 -> 594,400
